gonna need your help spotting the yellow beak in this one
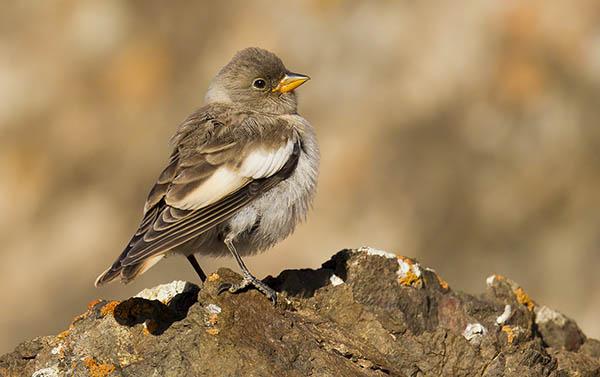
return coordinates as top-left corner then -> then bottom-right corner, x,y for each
272,72 -> 310,93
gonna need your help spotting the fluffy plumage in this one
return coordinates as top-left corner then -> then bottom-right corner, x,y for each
95,48 -> 319,296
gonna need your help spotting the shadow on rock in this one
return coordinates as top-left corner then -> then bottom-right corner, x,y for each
113,284 -> 199,335
265,250 -> 351,298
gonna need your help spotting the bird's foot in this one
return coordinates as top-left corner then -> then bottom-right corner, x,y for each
217,274 -> 277,304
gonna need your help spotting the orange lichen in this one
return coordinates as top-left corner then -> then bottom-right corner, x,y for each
206,328 -> 220,336
514,287 -> 535,311
207,314 -> 219,326
488,273 -> 536,311
435,273 -> 449,290
397,257 -> 421,287
398,272 -> 419,286
502,325 -> 516,344
87,299 -> 102,311
83,357 -> 116,377
56,329 -> 70,340
207,273 -> 220,282
100,301 -> 121,317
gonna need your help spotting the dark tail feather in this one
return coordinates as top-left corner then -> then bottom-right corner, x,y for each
94,247 -> 131,287
95,254 -> 164,287
94,265 -> 122,287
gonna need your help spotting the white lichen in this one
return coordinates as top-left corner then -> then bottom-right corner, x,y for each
135,280 -> 195,304
50,344 -> 63,355
535,305 -> 567,327
31,366 -> 59,377
205,304 -> 222,315
357,247 -> 423,286
329,274 -> 344,286
357,246 -> 397,259
396,258 -> 421,279
486,275 -> 496,287
462,323 -> 487,341
496,305 -> 513,325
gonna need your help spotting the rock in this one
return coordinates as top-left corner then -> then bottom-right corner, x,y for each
1,248 -> 599,376
134,280 -> 197,303
462,323 -> 488,345
535,305 -> 586,352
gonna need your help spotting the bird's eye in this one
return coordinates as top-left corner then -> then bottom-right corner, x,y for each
252,78 -> 267,89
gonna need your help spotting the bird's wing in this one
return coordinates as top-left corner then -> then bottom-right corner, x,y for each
95,113 -> 300,285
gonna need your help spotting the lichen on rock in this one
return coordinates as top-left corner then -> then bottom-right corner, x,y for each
1,248 -> 599,376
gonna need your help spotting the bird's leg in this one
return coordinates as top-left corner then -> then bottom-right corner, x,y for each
186,254 -> 207,283
217,237 -> 277,304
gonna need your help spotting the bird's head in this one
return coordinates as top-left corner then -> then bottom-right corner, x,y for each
205,47 -> 310,114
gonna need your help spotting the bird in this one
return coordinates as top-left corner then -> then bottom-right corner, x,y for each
94,47 -> 319,304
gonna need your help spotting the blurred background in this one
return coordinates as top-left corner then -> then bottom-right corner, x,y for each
2,0 -> 600,354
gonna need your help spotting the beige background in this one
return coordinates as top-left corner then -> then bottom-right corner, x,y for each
2,1 -> 600,354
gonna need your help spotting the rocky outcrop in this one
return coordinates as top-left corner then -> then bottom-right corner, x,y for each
2,247 -> 599,376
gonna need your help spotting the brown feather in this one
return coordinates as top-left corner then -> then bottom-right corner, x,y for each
96,103 -> 301,285
121,141 -> 300,266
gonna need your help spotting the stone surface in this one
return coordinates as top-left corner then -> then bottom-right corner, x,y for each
1,248 -> 599,377
134,280 -> 197,304
535,305 -> 586,352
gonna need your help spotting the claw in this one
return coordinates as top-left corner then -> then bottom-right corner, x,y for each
264,289 -> 277,305
217,276 -> 277,305
221,238 -> 278,305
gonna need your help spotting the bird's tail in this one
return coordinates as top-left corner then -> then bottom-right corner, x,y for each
94,266 -> 121,287
95,254 -> 164,287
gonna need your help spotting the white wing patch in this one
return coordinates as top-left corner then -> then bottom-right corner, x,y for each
168,167 -> 249,210
167,139 -> 295,210
240,139 -> 294,179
